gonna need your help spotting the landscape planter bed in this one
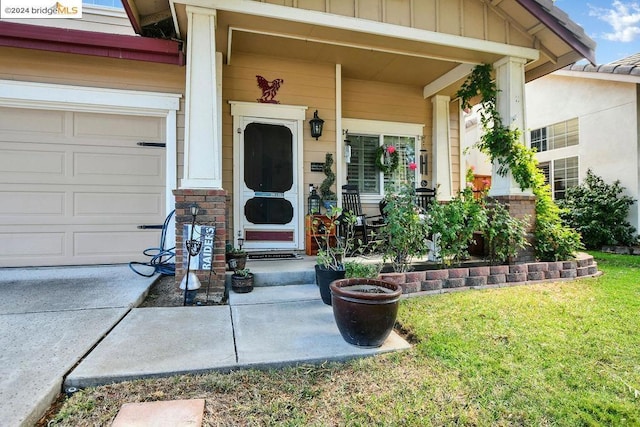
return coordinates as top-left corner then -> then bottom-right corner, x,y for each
380,253 -> 600,296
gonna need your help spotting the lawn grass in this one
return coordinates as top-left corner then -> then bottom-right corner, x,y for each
45,252 -> 640,426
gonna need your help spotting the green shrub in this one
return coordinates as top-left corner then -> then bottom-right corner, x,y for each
381,184 -> 431,272
457,64 -> 583,261
344,261 -> 382,278
559,170 -> 636,249
429,188 -> 487,266
483,202 -> 529,265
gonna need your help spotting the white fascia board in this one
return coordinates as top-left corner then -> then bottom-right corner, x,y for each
423,63 -> 475,98
172,0 -> 539,61
0,79 -> 181,115
552,69 -> 640,84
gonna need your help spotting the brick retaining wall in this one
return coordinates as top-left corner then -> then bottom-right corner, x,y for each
378,253 -> 600,296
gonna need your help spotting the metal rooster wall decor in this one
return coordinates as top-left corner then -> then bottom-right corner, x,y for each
256,75 -> 284,104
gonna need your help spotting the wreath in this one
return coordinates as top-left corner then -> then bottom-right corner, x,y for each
375,145 -> 400,174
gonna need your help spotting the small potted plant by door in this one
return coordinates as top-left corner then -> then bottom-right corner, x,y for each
330,261 -> 401,348
226,246 -> 247,271
231,268 -> 254,293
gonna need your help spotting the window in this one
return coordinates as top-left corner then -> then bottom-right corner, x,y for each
342,119 -> 421,199
537,157 -> 578,199
530,118 -> 578,152
83,0 -> 123,8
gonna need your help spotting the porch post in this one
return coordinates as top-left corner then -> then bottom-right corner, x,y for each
182,6 -> 221,189
489,56 -> 531,197
431,95 -> 453,201
491,56 -> 536,262
174,6 -> 227,298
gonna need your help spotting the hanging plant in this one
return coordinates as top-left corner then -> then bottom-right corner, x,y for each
375,145 -> 400,174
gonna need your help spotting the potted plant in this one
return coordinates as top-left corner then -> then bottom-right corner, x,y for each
312,206 -> 357,305
231,268 -> 254,293
319,153 -> 337,211
226,245 -> 247,271
330,275 -> 402,348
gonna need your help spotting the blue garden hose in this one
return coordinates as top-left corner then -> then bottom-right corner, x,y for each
129,210 -> 176,277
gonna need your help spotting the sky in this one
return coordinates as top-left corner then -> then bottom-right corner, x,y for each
555,0 -> 640,64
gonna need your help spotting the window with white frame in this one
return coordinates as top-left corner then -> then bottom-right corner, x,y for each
83,0 -> 123,8
530,118 -> 579,152
538,156 -> 579,199
343,119 -> 421,200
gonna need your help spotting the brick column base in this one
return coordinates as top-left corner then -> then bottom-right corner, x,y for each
173,189 -> 227,301
489,195 -> 537,263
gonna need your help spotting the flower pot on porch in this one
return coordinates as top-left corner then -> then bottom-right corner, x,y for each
231,272 -> 254,293
315,264 -> 345,305
330,278 -> 402,348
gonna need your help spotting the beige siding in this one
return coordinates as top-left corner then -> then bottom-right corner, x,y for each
0,47 -> 185,94
260,0 -> 536,50
342,78 -> 426,124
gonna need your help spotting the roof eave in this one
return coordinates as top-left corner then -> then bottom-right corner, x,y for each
515,0 -> 596,65
0,21 -> 184,65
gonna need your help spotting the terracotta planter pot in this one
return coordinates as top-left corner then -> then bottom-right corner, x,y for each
231,273 -> 254,293
330,278 -> 402,348
315,265 -> 345,305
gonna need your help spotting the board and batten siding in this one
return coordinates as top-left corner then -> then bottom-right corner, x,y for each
255,0 -> 534,49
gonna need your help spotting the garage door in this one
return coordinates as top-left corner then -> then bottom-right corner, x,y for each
0,107 -> 166,267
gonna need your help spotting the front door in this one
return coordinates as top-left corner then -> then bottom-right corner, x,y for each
237,117 -> 299,250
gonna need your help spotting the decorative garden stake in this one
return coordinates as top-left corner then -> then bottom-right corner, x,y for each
182,204 -> 202,306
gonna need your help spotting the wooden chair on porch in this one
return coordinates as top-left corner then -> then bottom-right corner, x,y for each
340,184 -> 385,247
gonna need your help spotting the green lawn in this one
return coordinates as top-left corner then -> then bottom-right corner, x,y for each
48,252 -> 640,426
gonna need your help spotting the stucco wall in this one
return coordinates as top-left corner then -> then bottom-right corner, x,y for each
526,73 -> 640,231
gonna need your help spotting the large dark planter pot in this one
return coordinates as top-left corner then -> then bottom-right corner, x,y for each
330,278 -> 402,348
315,265 -> 345,305
231,273 -> 254,293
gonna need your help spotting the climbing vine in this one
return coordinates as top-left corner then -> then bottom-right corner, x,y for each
456,64 -> 582,261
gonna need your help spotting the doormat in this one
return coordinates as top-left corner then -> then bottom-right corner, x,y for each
247,252 -> 303,260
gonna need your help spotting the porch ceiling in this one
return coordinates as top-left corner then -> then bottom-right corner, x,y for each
124,0 -> 596,96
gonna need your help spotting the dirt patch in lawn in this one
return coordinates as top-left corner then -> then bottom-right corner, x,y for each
138,275 -> 225,307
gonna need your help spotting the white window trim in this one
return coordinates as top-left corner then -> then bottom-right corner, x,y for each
342,118 -> 423,203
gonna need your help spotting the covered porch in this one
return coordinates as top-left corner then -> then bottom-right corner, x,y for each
123,0 -> 595,292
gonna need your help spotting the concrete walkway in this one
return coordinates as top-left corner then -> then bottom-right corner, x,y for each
0,263 -> 409,427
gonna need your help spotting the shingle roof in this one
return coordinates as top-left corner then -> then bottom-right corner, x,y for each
564,53 -> 640,76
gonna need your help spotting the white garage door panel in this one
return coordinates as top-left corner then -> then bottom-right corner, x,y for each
0,107 -> 65,136
0,232 -> 65,257
0,191 -> 65,215
74,112 -> 163,143
74,151 -> 162,183
74,230 -> 159,257
75,192 -> 162,216
0,107 -> 166,267
0,147 -> 65,176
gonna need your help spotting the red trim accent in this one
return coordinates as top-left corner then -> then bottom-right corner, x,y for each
246,230 -> 295,242
0,22 -> 183,65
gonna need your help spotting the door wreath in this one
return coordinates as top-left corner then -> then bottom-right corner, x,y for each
375,145 -> 400,173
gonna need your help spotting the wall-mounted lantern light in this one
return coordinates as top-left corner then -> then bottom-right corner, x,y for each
309,110 -> 324,140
